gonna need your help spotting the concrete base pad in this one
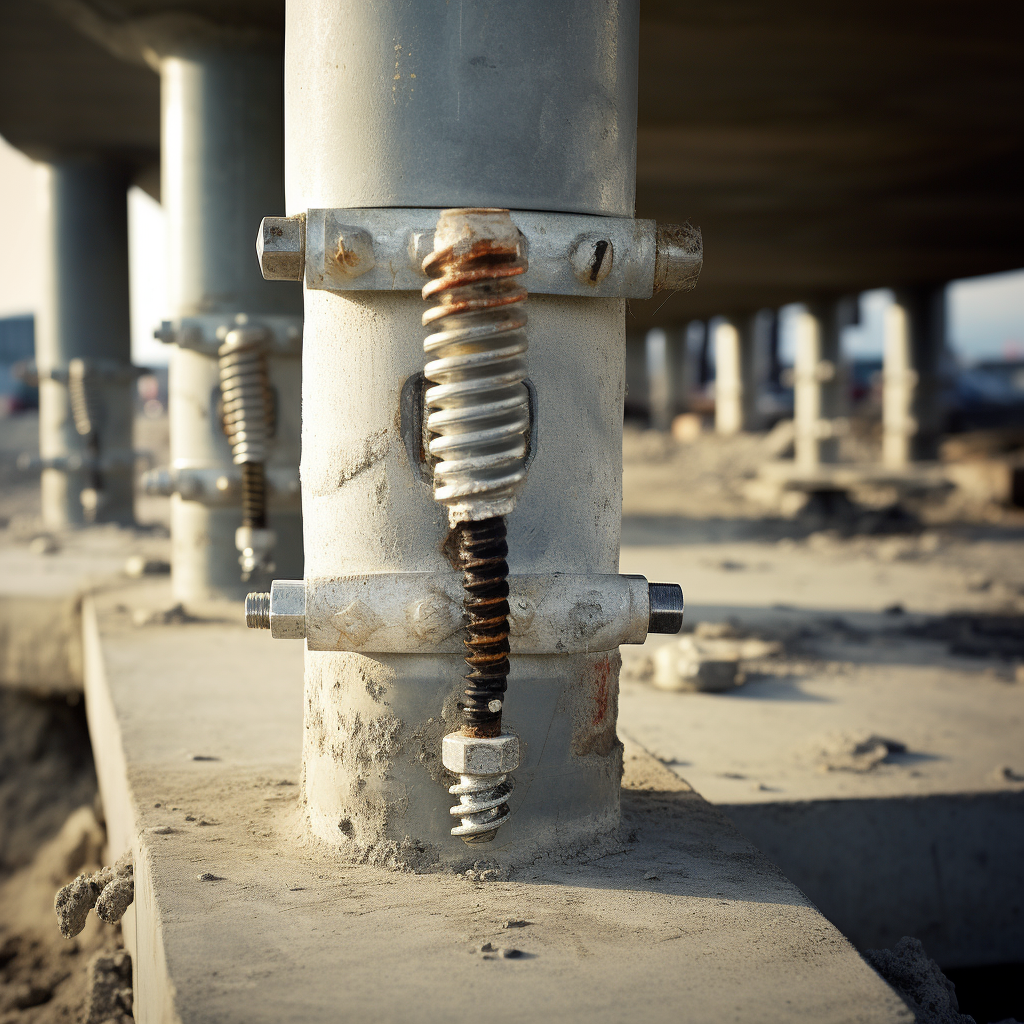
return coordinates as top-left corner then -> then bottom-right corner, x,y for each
83,583 -> 909,1024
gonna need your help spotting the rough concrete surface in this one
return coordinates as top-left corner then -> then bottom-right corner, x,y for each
616,429 -> 1024,969
83,583 -> 911,1023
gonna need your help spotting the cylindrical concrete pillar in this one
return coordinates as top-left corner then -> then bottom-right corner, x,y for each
794,301 -> 847,469
36,158 -> 134,528
646,329 -> 672,431
288,0 -> 639,867
883,286 -> 946,468
160,45 -> 303,604
713,315 -> 757,435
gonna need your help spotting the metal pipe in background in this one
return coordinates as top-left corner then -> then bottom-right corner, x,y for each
286,0 -> 643,866
35,158 -> 135,527
154,44 -> 303,604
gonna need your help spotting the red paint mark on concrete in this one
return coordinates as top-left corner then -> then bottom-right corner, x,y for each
592,656 -> 611,725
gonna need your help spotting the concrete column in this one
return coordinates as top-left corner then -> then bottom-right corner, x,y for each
794,300 -> 849,470
883,286 -> 946,468
289,0 -> 639,867
646,328 -> 672,431
159,45 -> 303,604
713,314 -> 757,435
36,158 -> 134,528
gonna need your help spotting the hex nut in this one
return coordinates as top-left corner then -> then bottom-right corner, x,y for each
269,579 -> 306,640
257,216 -> 305,281
442,733 -> 520,776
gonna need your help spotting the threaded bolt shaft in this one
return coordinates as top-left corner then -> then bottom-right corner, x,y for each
245,592 -> 271,629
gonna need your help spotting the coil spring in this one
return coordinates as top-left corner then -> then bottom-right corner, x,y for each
219,330 -> 272,528
67,359 -> 104,439
421,208 -> 529,522
453,518 -> 510,737
449,772 -> 514,843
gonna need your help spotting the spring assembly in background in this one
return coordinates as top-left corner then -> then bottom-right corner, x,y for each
422,208 -> 530,843
218,329 -> 272,530
67,359 -> 105,518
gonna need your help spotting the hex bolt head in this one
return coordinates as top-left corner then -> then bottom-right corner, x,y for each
442,733 -> 520,776
257,215 -> 305,281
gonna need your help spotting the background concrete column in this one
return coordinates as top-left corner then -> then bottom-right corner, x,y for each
161,45 -> 303,603
36,158 -> 134,528
646,328 -> 673,431
713,314 -> 757,435
883,286 -> 946,468
793,300 -> 850,469
289,0 -> 639,867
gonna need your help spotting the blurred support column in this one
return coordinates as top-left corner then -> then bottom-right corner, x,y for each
794,299 -> 855,470
646,328 -> 672,431
713,314 -> 757,435
883,286 -> 946,468
36,158 -> 135,528
675,321 -> 705,412
155,44 -> 304,604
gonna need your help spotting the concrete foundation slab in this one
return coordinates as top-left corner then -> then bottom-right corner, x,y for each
82,582 -> 909,1024
618,539 -> 1024,968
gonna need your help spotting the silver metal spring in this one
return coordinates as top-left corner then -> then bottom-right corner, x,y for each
421,208 -> 530,525
449,772 -> 514,842
67,359 -> 105,439
219,328 -> 272,468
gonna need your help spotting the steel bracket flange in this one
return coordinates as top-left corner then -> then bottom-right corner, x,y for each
248,573 -> 685,654
153,313 -> 303,357
258,209 -> 702,299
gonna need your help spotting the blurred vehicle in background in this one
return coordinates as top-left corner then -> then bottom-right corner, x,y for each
947,359 -> 1024,432
0,314 -> 37,416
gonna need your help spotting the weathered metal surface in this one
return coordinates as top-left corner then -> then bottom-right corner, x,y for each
267,208 -> 701,299
275,573 -> 653,654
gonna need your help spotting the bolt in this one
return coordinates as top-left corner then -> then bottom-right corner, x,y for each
648,582 -> 684,634
257,215 -> 305,281
569,234 -> 614,286
245,592 -> 271,629
653,222 -> 703,294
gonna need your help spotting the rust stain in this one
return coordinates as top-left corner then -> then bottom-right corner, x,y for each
592,655 -> 611,725
334,242 -> 362,269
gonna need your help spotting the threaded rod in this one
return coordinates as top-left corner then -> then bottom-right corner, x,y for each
245,591 -> 271,629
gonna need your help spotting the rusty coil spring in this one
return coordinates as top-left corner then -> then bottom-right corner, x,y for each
219,331 -> 272,529
453,517 -> 510,737
421,210 -> 529,521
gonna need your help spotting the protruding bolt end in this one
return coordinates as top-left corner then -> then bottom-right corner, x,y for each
245,592 -> 271,629
648,583 -> 684,634
257,215 -> 305,281
653,223 -> 703,294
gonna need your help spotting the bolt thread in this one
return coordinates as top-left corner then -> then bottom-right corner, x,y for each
453,517 -> 510,738
245,592 -> 271,629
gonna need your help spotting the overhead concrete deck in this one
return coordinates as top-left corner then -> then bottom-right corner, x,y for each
82,578 -> 910,1024
2,1 -> 1020,323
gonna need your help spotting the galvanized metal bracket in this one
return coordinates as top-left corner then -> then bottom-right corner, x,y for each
153,313 -> 303,357
140,465 -> 301,507
253,573 -> 684,654
259,210 -> 702,299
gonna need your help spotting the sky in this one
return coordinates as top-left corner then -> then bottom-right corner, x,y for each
2,136 -> 1022,368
